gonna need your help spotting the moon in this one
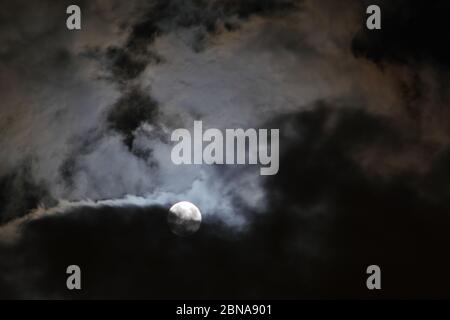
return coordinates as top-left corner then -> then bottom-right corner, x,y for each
168,201 -> 202,236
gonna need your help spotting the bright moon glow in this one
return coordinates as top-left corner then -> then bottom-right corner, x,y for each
168,201 -> 202,236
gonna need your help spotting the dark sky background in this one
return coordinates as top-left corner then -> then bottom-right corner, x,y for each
1,0 -> 450,299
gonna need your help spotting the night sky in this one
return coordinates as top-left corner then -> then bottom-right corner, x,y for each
1,0 -> 450,299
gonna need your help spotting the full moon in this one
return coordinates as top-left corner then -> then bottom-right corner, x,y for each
168,201 -> 202,236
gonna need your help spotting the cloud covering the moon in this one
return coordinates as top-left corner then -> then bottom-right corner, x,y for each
1,0 -> 450,298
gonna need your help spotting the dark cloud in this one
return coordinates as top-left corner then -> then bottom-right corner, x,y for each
263,104 -> 450,298
0,204 -> 311,299
353,0 -> 450,67
84,43 -> 164,84
87,0 -> 303,82
107,87 -> 160,149
128,0 -> 301,34
105,47 -> 159,82
0,161 -> 52,224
